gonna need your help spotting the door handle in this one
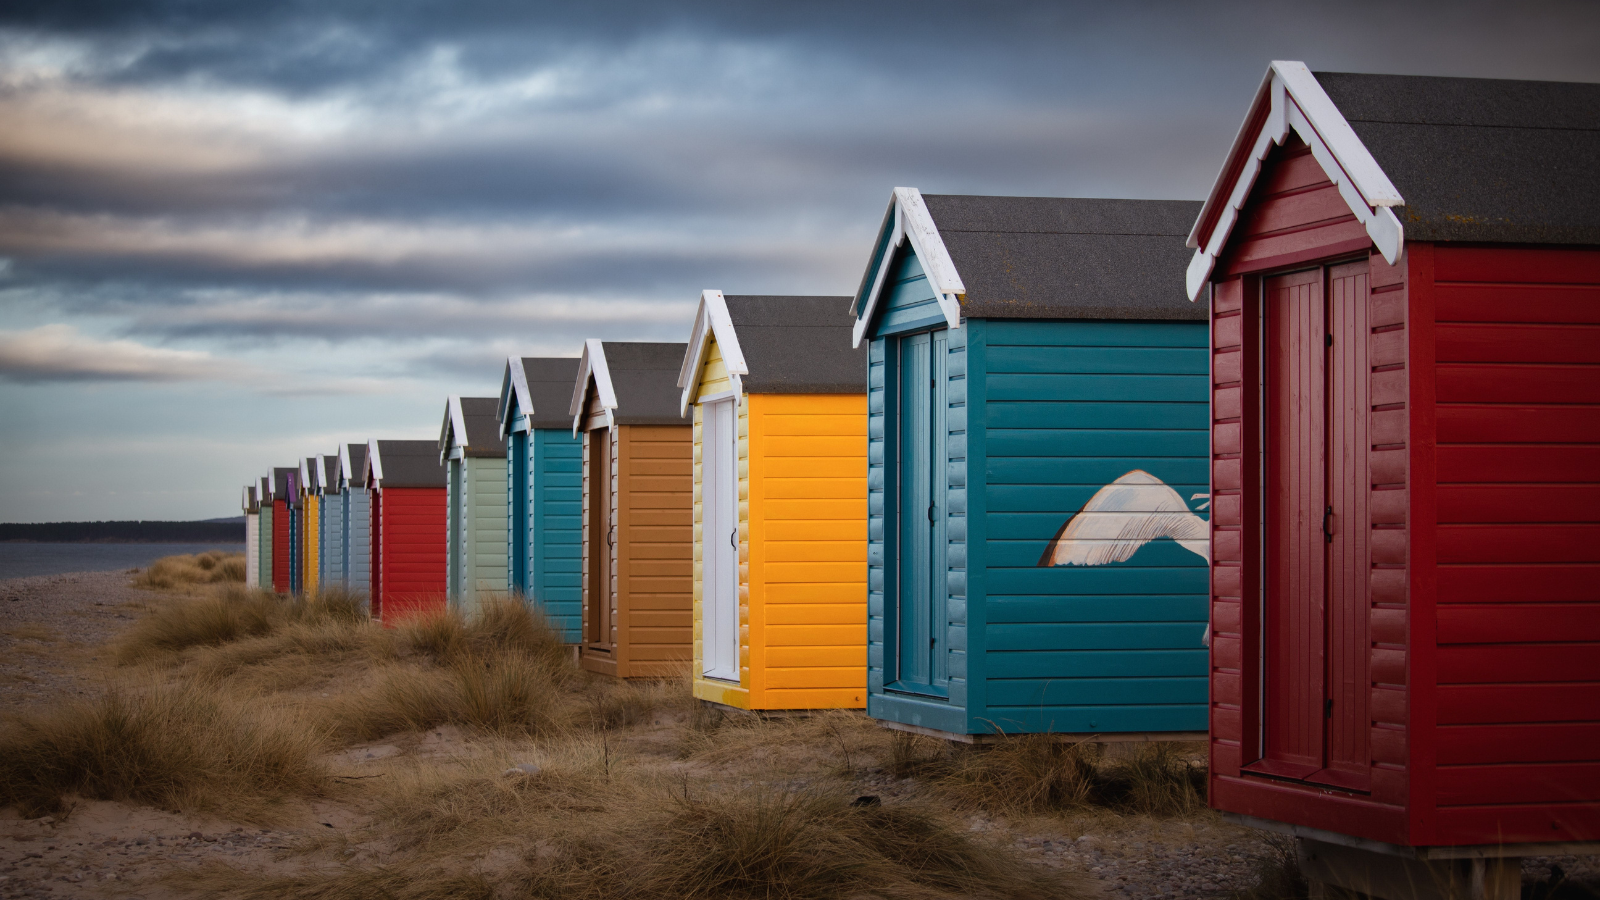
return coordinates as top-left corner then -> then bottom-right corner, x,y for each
608,527 -> 616,547
729,530 -> 737,550
1323,505 -> 1334,543
928,503 -> 936,525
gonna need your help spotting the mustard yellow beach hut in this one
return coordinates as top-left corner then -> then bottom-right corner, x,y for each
676,292 -> 868,712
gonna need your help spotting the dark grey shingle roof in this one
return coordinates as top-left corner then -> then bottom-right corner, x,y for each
459,397 -> 505,457
600,342 -> 688,425
344,443 -> 368,489
322,455 -> 341,493
1315,71 -> 1600,245
920,196 -> 1206,321
374,440 -> 446,488
723,296 -> 865,393
520,357 -> 582,430
273,467 -> 296,500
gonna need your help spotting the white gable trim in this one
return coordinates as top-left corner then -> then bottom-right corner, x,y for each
498,357 -> 530,438
570,339 -> 619,436
851,187 -> 966,348
677,290 -> 749,416
440,395 -> 467,463
366,438 -> 383,489
1185,61 -> 1405,300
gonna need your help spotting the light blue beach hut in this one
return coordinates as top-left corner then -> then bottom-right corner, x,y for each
441,396 -> 509,617
319,454 -> 342,593
340,442 -> 371,599
853,189 -> 1212,739
497,357 -> 583,641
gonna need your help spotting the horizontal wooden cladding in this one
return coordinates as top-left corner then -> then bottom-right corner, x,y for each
1436,323 -> 1600,364
1433,802 -> 1600,846
1434,245 -> 1600,286
1438,644 -> 1600,684
1439,445 -> 1600,483
1438,683 -> 1600,725
1438,603 -> 1600,644
1221,143 -> 1369,277
1437,523 -> 1600,564
1437,283 -> 1600,324
1439,484 -> 1600,523
1438,564 -> 1600,603
1438,364 -> 1600,404
1438,404 -> 1600,444
760,413 -> 868,437
1210,775 -> 1408,846
1438,722 -> 1600,765
1437,762 -> 1600,806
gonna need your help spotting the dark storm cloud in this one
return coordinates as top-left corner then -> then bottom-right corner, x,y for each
2,0 -> 1599,345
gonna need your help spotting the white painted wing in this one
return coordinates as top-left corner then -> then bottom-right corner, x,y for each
1037,470 -> 1210,567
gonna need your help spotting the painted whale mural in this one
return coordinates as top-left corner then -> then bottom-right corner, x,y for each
1037,469 -> 1210,567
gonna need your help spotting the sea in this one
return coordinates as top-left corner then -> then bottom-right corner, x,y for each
0,543 -> 248,581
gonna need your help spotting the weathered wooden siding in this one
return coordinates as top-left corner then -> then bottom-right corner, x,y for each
448,455 -> 508,616
533,427 -> 583,641
979,318 -> 1211,734
325,492 -> 344,588
259,503 -> 274,591
1207,138 -> 1412,844
866,244 -> 968,734
691,339 -> 750,706
616,423 -> 693,677
271,499 -> 290,593
377,486 -> 447,622
245,513 -> 259,589
747,392 -> 868,709
460,456 -> 508,615
303,495 -> 319,598
345,488 -> 370,597
508,426 -> 530,595
1425,245 -> 1600,844
1219,136 -> 1369,279
581,421 -> 618,675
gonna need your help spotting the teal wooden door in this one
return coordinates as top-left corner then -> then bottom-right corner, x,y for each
896,330 -> 949,696
509,430 -> 529,595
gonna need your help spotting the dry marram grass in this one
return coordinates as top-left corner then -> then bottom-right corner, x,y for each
133,551 -> 246,591
0,677 -> 326,818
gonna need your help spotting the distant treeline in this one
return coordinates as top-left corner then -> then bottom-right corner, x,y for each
0,521 -> 247,543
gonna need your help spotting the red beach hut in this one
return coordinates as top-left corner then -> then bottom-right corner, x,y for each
270,467 -> 296,593
364,439 -> 448,623
1192,63 -> 1600,895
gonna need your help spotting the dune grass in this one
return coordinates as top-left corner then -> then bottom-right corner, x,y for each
0,678 -> 327,818
889,730 -> 1206,817
186,749 -> 1094,900
134,550 -> 246,591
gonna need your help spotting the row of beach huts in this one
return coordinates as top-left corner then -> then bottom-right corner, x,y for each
231,65 -> 1599,897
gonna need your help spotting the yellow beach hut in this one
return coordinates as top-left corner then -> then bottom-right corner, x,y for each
676,292 -> 868,712
299,456 -> 320,598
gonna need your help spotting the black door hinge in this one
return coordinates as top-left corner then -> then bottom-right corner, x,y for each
1326,334 -> 1334,348
1325,698 -> 1334,718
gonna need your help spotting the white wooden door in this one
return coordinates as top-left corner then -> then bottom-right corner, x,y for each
702,398 -> 739,681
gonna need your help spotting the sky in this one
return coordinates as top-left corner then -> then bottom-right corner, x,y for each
1,1 -> 1598,522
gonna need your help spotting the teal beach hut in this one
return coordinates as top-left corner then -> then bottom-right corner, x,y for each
320,454 -> 342,592
498,357 -> 583,641
441,396 -> 509,617
340,442 -> 371,599
853,189 -> 1212,739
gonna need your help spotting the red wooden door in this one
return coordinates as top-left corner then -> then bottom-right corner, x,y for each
1254,263 -> 1373,792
